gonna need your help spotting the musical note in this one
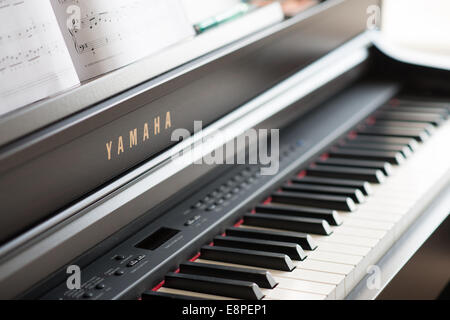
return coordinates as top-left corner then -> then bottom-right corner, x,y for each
50,0 -> 194,81
0,0 -> 79,116
0,22 -> 50,45
0,42 -> 66,73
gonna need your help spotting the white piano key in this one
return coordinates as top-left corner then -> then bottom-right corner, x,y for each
308,251 -> 362,266
357,202 -> 409,214
311,233 -> 379,248
346,211 -> 403,223
262,288 -> 326,300
158,287 -> 236,300
314,242 -> 372,256
288,268 -> 344,285
311,233 -> 394,287
297,259 -> 356,293
333,226 -> 387,239
357,202 -> 411,214
297,259 -> 354,274
346,211 -> 405,239
275,277 -> 337,299
339,216 -> 395,231
269,265 -> 346,299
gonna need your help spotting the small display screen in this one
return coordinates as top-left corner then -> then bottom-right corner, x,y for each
136,227 -> 180,251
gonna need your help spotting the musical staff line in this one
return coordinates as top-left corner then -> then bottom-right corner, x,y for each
0,0 -> 79,116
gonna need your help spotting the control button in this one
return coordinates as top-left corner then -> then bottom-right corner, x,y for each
114,270 -> 125,276
136,255 -> 146,261
211,190 -> 220,198
184,215 -> 201,226
206,205 -> 216,212
114,255 -> 125,261
224,193 -> 233,200
83,292 -> 94,298
242,170 -> 252,177
192,201 -> 203,209
127,260 -> 139,268
95,283 -> 105,290
215,199 -> 224,205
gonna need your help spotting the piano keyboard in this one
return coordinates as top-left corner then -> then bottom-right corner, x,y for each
144,101 -> 450,300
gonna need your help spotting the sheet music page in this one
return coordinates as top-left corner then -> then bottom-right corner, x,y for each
0,0 -> 80,118
50,0 -> 195,81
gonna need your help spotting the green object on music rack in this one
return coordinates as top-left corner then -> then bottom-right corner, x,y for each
194,3 -> 253,34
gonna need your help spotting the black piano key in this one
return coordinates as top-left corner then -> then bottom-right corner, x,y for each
226,227 -> 317,250
255,203 -> 342,226
393,99 -> 450,111
374,110 -> 445,126
306,165 -> 385,183
200,246 -> 295,271
382,105 -> 449,118
329,148 -> 405,165
340,141 -> 412,159
281,183 -> 365,204
179,261 -> 277,289
316,158 -> 393,176
358,125 -> 430,142
351,136 -> 419,152
272,191 -> 356,212
374,120 -> 435,135
244,213 -> 333,235
213,236 -> 307,261
141,290 -> 207,300
164,272 -> 264,300
292,176 -> 372,196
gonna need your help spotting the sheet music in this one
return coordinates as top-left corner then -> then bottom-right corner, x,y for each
0,0 -> 79,118
51,0 -> 195,81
